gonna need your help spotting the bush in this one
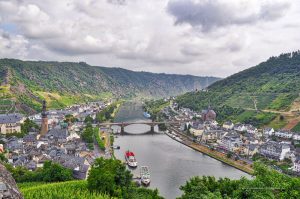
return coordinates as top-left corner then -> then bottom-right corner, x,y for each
5,161 -> 73,183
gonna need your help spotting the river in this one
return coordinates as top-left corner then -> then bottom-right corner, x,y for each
112,102 -> 249,199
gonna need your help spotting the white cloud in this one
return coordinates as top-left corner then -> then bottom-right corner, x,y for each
0,0 -> 299,77
0,30 -> 28,58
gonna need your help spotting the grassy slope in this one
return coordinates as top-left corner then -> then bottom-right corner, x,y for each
19,181 -> 113,199
292,122 -> 300,132
176,52 -> 300,128
0,59 -> 219,114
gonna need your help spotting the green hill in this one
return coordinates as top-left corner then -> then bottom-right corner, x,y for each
18,181 -> 114,199
176,51 -> 300,128
0,59 -> 219,114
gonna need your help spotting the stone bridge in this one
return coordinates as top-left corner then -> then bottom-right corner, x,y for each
98,121 -> 181,134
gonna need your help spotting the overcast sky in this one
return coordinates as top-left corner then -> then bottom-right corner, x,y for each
1,0 -> 300,77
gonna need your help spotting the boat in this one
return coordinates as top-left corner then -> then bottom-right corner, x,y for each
143,112 -> 151,118
140,166 -> 151,186
112,145 -> 120,149
125,150 -> 138,168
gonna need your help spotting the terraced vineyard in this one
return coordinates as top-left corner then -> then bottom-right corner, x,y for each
19,181 -> 114,199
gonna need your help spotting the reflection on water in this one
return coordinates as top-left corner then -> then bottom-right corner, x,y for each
113,102 -> 249,199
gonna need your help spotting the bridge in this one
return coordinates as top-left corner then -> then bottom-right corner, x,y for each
98,121 -> 181,134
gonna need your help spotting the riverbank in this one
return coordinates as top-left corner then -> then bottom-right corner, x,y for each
167,127 -> 254,175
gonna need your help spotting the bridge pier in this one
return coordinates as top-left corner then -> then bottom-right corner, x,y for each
120,125 -> 125,135
150,125 -> 155,132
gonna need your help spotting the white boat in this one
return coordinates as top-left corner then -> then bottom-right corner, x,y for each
125,150 -> 138,168
140,166 -> 151,186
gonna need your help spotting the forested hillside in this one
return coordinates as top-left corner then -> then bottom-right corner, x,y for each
176,51 -> 300,128
0,59 -> 219,114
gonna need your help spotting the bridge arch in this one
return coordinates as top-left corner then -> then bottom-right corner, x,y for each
98,121 -> 181,135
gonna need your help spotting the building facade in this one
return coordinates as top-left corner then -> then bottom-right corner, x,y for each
0,114 -> 24,134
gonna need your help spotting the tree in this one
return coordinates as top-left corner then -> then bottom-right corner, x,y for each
87,158 -> 132,197
84,115 -> 94,123
87,158 -> 163,199
64,114 -> 77,123
21,118 -> 40,135
178,163 -> 300,199
4,161 -> 73,183
42,161 -> 73,182
226,152 -> 233,159
0,153 -> 8,163
81,123 -> 94,143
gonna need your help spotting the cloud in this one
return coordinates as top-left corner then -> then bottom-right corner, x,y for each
0,0 -> 299,77
167,0 -> 290,32
0,30 -> 28,58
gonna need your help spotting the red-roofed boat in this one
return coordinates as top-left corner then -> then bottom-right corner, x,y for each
125,150 -> 137,168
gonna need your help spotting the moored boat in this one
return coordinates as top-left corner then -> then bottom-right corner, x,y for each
140,166 -> 151,186
143,112 -> 151,118
125,150 -> 138,168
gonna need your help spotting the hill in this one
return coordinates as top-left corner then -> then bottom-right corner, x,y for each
18,181 -> 113,199
0,59 -> 219,114
176,51 -> 300,128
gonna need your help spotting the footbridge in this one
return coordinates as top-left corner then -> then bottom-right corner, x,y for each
98,121 -> 181,134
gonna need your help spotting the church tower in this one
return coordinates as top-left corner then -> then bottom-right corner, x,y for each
40,100 -> 48,136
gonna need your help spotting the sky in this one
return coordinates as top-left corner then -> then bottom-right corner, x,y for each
0,0 -> 300,77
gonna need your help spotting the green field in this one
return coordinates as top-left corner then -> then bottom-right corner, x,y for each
19,180 -> 113,199
292,122 -> 300,132
267,115 -> 288,130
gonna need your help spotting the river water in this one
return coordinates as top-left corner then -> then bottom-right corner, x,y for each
112,102 -> 249,199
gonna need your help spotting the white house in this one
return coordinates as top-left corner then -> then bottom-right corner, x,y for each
245,125 -> 258,134
223,121 -> 234,130
293,157 -> 300,173
234,124 -> 247,132
293,133 -> 300,141
0,114 -> 24,134
259,141 -> 290,161
263,128 -> 275,136
275,131 -> 293,139
220,134 -> 242,152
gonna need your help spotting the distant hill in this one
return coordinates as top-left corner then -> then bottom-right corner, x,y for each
0,59 -> 219,114
176,51 -> 300,128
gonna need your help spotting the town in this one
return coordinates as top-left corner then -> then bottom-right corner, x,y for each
0,100 -> 114,180
1,96 -> 300,181
152,98 -> 300,176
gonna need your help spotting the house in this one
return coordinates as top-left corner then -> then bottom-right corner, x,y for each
234,124 -> 247,132
201,107 -> 216,121
293,133 -> 300,141
5,137 -> 23,154
23,134 -> 37,146
190,122 -> 205,136
243,144 -> 259,157
220,133 -> 242,152
245,125 -> 258,134
263,128 -> 275,136
190,127 -> 204,137
259,141 -> 290,161
293,157 -> 300,173
222,121 -> 234,130
201,130 -> 226,143
275,131 -> 293,139
0,114 -> 24,134
46,128 -> 68,144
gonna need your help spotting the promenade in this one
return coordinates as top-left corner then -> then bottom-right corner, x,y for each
167,127 -> 254,175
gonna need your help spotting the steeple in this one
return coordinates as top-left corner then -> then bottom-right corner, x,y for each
42,100 -> 47,118
40,100 -> 48,136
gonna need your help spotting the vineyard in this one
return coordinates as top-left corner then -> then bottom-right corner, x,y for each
19,180 -> 114,199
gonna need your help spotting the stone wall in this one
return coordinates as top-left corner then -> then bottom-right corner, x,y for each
0,163 -> 23,199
